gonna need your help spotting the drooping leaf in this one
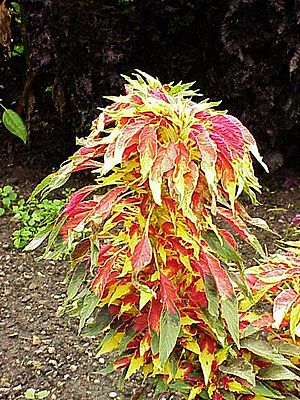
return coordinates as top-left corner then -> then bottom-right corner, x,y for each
241,337 -> 298,369
81,306 -> 115,337
219,357 -> 256,386
78,291 -> 100,333
258,365 -> 300,381
66,263 -> 87,301
2,108 -> 28,143
159,308 -> 181,367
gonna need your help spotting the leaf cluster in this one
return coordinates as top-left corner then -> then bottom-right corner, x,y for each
28,71 -> 299,399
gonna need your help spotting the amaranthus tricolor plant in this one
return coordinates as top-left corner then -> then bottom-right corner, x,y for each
28,71 -> 300,399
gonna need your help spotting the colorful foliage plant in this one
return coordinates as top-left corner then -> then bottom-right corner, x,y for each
29,71 -> 300,399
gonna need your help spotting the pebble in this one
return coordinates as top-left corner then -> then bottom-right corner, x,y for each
69,365 -> 77,372
48,346 -> 55,354
109,392 -> 118,398
32,335 -> 41,345
98,357 -> 105,364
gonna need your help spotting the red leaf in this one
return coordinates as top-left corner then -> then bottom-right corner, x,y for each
210,114 -> 245,160
131,234 -> 152,272
160,272 -> 177,313
64,185 -> 98,215
200,248 -> 234,300
148,297 -> 162,332
273,288 -> 298,329
94,186 -> 127,220
92,255 -> 118,298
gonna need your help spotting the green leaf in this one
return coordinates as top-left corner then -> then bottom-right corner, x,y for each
78,291 -> 100,333
37,390 -> 50,399
203,231 -> 243,263
222,295 -> 239,348
24,388 -> 36,399
258,365 -> 300,381
159,308 -> 181,366
241,337 -> 298,369
169,380 -> 191,394
203,275 -> 219,318
82,307 -> 115,337
24,225 -> 52,251
0,208 -> 5,216
66,264 -> 87,301
252,383 -> 284,399
219,357 -> 255,386
2,108 -> 27,144
154,378 -> 168,398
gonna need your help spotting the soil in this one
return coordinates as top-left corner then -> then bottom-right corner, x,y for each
0,161 -> 300,400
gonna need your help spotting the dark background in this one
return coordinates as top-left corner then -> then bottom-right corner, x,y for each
1,0 -> 299,173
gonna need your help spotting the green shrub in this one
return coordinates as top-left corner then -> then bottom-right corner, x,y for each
28,71 -> 300,399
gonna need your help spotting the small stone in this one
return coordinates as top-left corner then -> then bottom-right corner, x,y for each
69,365 -> 77,372
29,282 -> 38,290
8,332 -> 18,338
98,357 -> 105,364
109,392 -> 118,398
48,346 -> 55,354
32,335 -> 41,345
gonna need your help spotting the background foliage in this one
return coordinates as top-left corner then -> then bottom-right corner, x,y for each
0,0 -> 299,170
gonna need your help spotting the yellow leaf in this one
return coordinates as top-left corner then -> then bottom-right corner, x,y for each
181,315 -> 199,326
140,336 -> 150,357
188,386 -> 203,400
184,339 -> 201,355
98,332 -> 124,355
119,257 -> 132,277
142,363 -> 153,379
228,381 -> 251,394
290,303 -> 300,341
216,346 -> 230,365
139,289 -> 154,310
125,354 -> 144,379
159,246 -> 167,264
109,283 -> 131,304
198,345 -> 214,386
120,302 -> 133,314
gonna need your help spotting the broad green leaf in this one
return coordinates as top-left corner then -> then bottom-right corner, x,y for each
66,263 -> 87,301
2,108 -> 28,144
258,365 -> 300,381
78,292 -> 100,333
203,230 -> 243,263
272,340 -> 300,357
241,337 -> 298,369
82,307 -> 115,337
219,357 -> 255,386
159,308 -> 181,366
222,296 -> 239,348
252,383 -> 284,399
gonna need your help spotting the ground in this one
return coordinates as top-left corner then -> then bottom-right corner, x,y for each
0,162 -> 300,400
